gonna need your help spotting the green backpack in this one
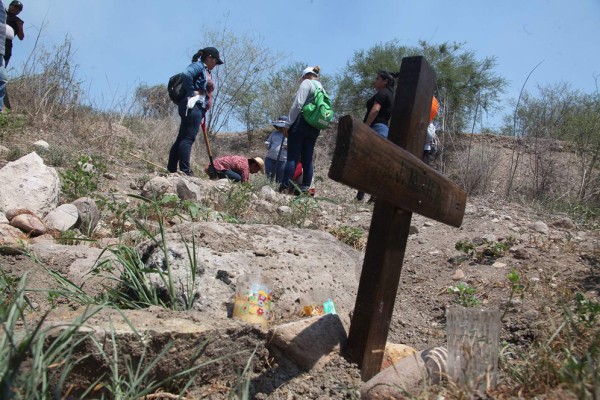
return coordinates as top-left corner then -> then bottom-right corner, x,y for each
302,81 -> 334,130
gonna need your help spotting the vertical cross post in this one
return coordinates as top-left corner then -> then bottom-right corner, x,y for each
344,56 -> 437,380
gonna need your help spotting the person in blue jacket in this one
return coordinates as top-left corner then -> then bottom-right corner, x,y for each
167,47 -> 223,176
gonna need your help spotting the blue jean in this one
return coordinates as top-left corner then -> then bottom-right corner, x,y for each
167,102 -> 205,174
222,169 -> 242,182
371,123 -> 389,139
281,115 -> 320,190
0,58 -> 7,112
265,157 -> 286,183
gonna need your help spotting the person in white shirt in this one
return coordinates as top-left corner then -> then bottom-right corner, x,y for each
279,65 -> 325,195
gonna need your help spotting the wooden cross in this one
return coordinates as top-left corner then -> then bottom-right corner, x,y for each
328,56 -> 467,381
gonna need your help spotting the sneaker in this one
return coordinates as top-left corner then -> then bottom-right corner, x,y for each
278,185 -> 290,194
183,170 -> 194,177
355,191 -> 365,201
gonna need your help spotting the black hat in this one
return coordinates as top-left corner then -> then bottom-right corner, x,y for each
9,1 -> 23,10
202,47 -> 224,65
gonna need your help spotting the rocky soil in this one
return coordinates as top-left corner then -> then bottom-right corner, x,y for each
1,124 -> 599,399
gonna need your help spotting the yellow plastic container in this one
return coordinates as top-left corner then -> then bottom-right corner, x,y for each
299,289 -> 337,317
232,274 -> 273,329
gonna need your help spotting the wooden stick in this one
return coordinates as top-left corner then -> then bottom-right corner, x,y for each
128,152 -> 168,172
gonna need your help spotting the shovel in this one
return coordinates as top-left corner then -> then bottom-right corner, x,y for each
202,117 -> 218,179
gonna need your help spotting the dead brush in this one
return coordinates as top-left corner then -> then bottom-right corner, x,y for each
10,37 -> 82,125
497,290 -> 600,398
445,135 -> 502,196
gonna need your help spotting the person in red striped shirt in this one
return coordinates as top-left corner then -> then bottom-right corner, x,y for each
205,155 -> 264,182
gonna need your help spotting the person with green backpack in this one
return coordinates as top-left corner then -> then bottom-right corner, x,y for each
279,65 -> 332,195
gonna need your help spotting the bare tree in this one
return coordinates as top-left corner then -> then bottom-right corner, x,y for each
133,84 -> 173,119
200,26 -> 281,136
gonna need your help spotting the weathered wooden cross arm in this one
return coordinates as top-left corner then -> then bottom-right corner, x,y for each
328,56 -> 467,381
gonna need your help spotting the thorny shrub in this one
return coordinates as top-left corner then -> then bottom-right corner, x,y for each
59,155 -> 106,202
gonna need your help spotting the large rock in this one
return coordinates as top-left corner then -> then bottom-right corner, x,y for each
141,176 -> 173,199
72,197 -> 100,235
176,177 -> 203,201
267,314 -> 347,370
0,152 -> 60,217
43,204 -> 79,232
136,222 -> 361,328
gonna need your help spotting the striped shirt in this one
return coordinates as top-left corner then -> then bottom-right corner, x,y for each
211,155 -> 250,182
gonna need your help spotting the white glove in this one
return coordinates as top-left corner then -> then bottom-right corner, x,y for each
187,94 -> 205,109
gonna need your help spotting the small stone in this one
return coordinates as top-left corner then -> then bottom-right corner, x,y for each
10,214 -> 46,236
523,309 -> 539,321
492,262 -> 507,268
277,206 -> 292,215
513,248 -> 531,260
528,221 -> 549,235
33,140 -> 50,150
103,173 -> 117,180
451,269 -> 465,280
482,234 -> 497,243
552,217 -> 575,229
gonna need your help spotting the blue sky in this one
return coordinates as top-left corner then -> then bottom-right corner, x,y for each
7,0 -> 600,130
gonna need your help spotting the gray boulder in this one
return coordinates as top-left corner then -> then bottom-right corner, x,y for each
141,176 -> 173,199
72,197 -> 100,235
176,177 -> 203,201
137,222 -> 361,327
43,204 -> 79,232
0,152 -> 60,217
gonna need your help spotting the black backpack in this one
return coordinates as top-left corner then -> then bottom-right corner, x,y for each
167,73 -> 185,104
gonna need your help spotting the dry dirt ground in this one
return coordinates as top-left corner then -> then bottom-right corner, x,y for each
1,124 -> 599,399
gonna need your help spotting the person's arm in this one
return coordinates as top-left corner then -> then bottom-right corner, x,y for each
182,62 -> 205,98
241,162 -> 250,182
287,80 -> 312,126
15,18 -> 23,40
266,132 -> 274,148
365,102 -> 382,127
